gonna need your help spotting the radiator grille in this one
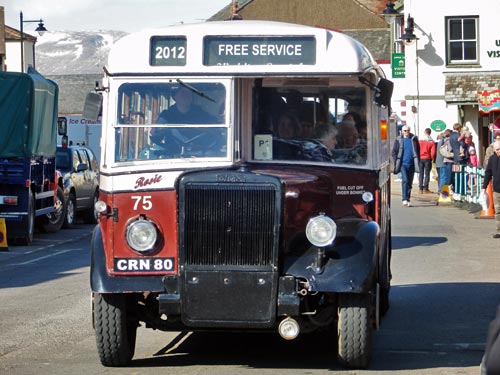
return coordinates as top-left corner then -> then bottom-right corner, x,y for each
183,183 -> 277,267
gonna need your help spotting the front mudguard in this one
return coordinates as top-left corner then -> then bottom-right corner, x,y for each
90,225 -> 165,293
284,219 -> 379,293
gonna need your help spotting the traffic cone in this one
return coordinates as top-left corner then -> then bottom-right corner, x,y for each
0,218 -> 8,252
480,182 -> 495,219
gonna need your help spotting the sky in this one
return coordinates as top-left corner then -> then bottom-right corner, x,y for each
2,0 -> 232,33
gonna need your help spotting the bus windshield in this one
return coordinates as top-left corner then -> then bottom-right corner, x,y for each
114,81 -> 227,161
252,83 -> 368,165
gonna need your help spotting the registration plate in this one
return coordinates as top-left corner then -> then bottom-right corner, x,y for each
114,257 -> 174,272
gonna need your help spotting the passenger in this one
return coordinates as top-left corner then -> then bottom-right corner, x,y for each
305,123 -> 337,162
343,111 -> 367,140
275,112 -> 301,139
336,121 -> 359,149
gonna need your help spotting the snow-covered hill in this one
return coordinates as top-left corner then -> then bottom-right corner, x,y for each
36,30 -> 127,75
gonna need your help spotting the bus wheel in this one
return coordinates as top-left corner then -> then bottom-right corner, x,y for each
93,293 -> 137,367
337,293 -> 372,369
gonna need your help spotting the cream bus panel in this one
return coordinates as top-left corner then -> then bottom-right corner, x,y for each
107,21 -> 376,75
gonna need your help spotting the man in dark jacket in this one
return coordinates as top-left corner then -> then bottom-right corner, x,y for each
482,140 -> 500,238
392,125 -> 420,207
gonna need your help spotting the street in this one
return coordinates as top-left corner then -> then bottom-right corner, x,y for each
1,189 -> 499,375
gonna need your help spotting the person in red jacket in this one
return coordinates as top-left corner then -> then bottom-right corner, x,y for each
418,127 -> 436,194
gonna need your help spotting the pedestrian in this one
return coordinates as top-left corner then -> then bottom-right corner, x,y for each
418,127 -> 436,194
484,133 -> 500,168
465,134 -> 478,167
392,125 -> 420,207
436,129 -> 454,195
481,140 -> 500,239
449,123 -> 468,164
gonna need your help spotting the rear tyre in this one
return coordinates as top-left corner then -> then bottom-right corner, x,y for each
93,293 -> 137,367
337,293 -> 372,369
17,189 -> 35,245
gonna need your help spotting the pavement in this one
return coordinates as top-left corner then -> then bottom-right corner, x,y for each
390,171 -> 489,221
391,173 -> 440,206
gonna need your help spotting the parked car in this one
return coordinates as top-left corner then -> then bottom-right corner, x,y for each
56,143 -> 99,227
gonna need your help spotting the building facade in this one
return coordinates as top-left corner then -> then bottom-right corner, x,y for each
399,0 -> 500,164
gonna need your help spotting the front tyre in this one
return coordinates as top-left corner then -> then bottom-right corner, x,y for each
63,192 -> 76,228
93,293 -> 137,367
337,293 -> 372,369
37,187 -> 66,233
84,190 -> 99,224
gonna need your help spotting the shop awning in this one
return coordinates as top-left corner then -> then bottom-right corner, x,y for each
444,71 -> 500,113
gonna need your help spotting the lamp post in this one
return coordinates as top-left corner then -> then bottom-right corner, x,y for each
20,11 -> 47,73
382,4 -> 422,134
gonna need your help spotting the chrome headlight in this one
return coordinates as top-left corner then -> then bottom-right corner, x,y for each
126,218 -> 158,253
95,200 -> 107,214
306,215 -> 337,247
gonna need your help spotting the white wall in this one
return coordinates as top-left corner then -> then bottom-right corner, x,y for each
398,0 -> 500,142
5,39 -> 35,72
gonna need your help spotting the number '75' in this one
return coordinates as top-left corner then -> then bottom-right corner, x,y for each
131,196 -> 152,210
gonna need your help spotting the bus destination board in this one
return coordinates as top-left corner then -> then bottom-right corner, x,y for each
150,36 -> 187,66
203,36 -> 316,66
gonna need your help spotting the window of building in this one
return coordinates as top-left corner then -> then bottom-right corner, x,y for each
446,16 -> 479,65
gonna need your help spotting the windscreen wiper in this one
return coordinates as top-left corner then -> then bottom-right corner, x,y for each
176,79 -> 216,103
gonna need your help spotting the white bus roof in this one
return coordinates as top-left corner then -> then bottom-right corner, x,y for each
107,20 -> 380,76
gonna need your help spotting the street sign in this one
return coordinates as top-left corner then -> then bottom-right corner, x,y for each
392,53 -> 405,78
430,120 -> 447,132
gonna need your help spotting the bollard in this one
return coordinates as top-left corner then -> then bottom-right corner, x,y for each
480,182 -> 495,219
0,218 -> 8,251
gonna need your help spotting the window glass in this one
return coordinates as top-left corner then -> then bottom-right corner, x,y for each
56,150 -> 70,170
447,17 -> 478,64
463,41 -> 477,60
85,148 -> 99,172
450,42 -> 463,60
114,81 -> 227,161
252,86 -> 367,166
449,20 -> 462,40
463,19 -> 476,39
72,150 -> 81,171
78,149 -> 90,166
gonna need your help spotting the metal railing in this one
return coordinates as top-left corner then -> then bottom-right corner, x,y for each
451,165 -> 485,205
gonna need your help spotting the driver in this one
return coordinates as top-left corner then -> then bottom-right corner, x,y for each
157,85 -> 215,124
141,85 -> 222,159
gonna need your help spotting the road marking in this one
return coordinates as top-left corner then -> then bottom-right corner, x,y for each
11,248 -> 84,265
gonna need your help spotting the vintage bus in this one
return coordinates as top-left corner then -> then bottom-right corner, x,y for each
88,20 -> 394,369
